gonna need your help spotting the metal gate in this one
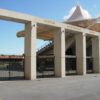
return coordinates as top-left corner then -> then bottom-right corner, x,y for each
65,55 -> 93,75
37,55 -> 54,78
0,57 -> 24,80
87,56 -> 93,73
66,55 -> 77,75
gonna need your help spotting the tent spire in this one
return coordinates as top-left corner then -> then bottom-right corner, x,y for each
66,3 -> 91,22
76,0 -> 80,6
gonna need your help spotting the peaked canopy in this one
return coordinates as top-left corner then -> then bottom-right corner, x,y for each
65,4 -> 100,32
67,4 -> 91,22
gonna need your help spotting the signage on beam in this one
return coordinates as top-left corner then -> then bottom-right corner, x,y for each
67,24 -> 82,32
44,19 -> 55,25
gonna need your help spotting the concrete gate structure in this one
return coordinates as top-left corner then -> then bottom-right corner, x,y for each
0,8 -> 100,80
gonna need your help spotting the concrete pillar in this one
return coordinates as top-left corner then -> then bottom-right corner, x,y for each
92,36 -> 100,73
75,33 -> 86,75
54,28 -> 65,77
24,22 -> 37,80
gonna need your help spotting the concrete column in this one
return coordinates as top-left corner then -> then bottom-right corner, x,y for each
92,36 -> 100,73
75,33 -> 86,75
54,28 -> 65,77
24,22 -> 37,80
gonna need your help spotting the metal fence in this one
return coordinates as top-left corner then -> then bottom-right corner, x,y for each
37,55 -> 93,77
86,56 -> 93,73
37,55 -> 54,78
37,55 -> 77,77
0,59 -> 24,80
65,55 -> 77,75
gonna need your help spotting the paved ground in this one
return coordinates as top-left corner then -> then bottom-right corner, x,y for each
0,74 -> 100,100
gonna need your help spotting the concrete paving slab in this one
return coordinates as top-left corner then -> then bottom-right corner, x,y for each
0,74 -> 100,100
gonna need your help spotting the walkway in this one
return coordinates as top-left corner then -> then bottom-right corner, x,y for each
0,74 -> 100,100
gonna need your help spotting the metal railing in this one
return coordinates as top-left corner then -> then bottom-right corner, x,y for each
37,55 -> 94,77
37,41 -> 53,54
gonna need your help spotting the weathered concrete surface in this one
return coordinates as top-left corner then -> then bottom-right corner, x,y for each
0,74 -> 100,100
92,36 -> 100,73
54,28 -> 66,77
25,22 -> 37,80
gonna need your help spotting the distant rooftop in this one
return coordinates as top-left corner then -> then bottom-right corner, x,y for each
0,55 -> 24,59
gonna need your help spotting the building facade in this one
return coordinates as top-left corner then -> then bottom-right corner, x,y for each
0,4 -> 100,80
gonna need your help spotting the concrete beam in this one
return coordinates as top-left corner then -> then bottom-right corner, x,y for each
0,9 -> 34,23
0,9 -> 99,37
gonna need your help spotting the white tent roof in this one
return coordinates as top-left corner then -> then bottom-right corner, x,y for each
67,4 -> 91,22
65,4 -> 100,32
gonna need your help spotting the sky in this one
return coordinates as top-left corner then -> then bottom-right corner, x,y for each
0,0 -> 100,55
